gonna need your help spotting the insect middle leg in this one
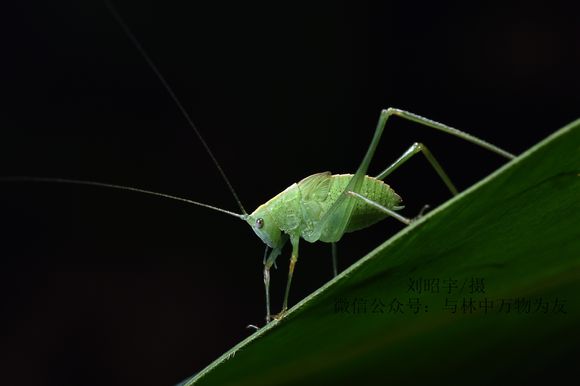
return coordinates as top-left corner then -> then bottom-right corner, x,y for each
351,142 -> 461,223
274,234 -> 300,320
375,142 -> 459,195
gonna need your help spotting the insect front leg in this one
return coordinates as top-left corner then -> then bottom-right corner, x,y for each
264,246 -> 283,323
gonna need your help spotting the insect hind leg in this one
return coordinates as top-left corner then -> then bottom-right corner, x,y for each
380,108 -> 516,160
373,107 -> 517,196
314,107 -> 514,244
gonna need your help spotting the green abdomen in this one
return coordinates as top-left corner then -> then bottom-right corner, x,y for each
328,174 -> 402,233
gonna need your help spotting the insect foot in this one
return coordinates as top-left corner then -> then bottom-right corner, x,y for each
246,324 -> 260,332
412,204 -> 431,222
272,309 -> 288,321
418,204 -> 431,217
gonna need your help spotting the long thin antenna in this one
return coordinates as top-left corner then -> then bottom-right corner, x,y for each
1,177 -> 247,219
104,0 -> 247,215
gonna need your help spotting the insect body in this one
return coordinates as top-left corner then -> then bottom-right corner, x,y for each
250,172 -> 402,246
248,171 -> 402,320
242,107 -> 516,321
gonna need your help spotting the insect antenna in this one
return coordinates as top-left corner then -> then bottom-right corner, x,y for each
104,0 -> 248,216
1,177 -> 246,219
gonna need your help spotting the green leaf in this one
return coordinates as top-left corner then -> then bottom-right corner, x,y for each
184,119 -> 580,385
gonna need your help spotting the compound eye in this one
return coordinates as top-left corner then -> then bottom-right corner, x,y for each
256,218 -> 264,229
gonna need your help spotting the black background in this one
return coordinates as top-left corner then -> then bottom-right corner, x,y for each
1,1 -> 579,385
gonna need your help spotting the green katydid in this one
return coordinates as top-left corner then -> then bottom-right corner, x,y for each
246,107 -> 515,322
2,2 -> 516,324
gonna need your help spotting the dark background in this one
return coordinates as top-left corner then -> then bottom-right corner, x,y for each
1,1 -> 578,385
